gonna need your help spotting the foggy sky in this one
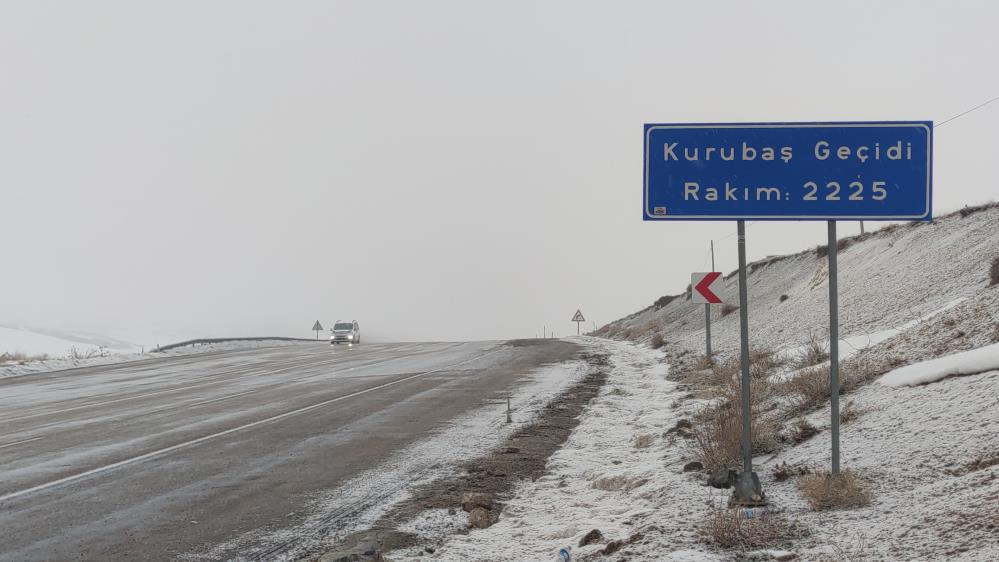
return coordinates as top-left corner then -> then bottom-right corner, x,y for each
2,1 -> 997,346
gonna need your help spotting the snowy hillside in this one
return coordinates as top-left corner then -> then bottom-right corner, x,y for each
0,324 -> 141,360
377,204 -> 999,562
595,203 -> 999,366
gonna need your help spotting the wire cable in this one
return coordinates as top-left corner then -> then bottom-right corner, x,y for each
935,94 -> 999,128
688,94 -> 997,270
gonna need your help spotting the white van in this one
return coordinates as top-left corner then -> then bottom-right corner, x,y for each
330,320 -> 360,345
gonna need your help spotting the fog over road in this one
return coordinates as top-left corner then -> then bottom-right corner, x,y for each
0,340 -> 579,561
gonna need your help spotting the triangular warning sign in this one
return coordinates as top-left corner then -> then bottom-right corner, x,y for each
312,320 -> 323,331
571,310 -> 585,322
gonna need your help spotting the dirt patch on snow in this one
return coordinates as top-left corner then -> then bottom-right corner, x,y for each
308,352 -> 612,561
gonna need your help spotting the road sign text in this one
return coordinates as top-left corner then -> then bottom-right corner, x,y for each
644,122 -> 932,220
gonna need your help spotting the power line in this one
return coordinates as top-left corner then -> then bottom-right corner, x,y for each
935,94 -> 999,128
684,94 -> 997,274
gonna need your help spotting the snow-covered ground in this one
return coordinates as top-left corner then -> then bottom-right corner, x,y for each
880,342 -> 999,387
387,337 -> 721,561
597,205 -> 999,364
387,337 -> 999,561
0,324 -> 140,358
0,335 -> 315,379
377,208 -> 999,561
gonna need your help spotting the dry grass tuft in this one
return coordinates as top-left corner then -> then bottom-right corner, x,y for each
650,332 -> 666,349
779,366 -> 831,415
798,470 -> 872,510
956,201 -> 999,219
839,400 -> 864,424
693,355 -> 714,371
795,331 -> 829,368
68,346 -> 108,360
812,534 -> 873,562
0,351 -> 50,365
842,356 -> 897,391
771,461 -> 812,482
653,293 -> 681,310
964,451 -> 999,473
750,347 -> 785,378
689,403 -> 780,472
721,303 -> 739,317
788,418 -> 820,444
780,357 -> 892,416
698,505 -> 808,550
632,433 -> 656,449
703,358 -> 776,410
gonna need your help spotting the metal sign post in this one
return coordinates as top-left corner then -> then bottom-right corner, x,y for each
691,271 -> 724,358
733,220 -> 764,504
572,310 -> 586,336
828,221 -> 841,474
704,303 -> 711,358
312,320 -> 323,340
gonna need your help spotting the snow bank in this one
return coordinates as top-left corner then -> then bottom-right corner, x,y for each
398,337 -> 999,561
0,337 -> 311,379
0,326 -> 113,358
392,337 -> 725,561
879,342 -> 999,387
600,205 -> 999,366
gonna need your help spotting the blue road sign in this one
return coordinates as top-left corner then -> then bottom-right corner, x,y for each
643,122 -> 932,221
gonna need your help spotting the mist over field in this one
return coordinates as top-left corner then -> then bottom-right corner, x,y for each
2,1 -> 997,347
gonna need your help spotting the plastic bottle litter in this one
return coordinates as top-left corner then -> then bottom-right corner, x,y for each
558,546 -> 572,561
742,506 -> 769,518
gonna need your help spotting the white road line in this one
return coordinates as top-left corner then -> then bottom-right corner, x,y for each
0,348 -> 501,505
186,389 -> 259,408
0,437 -> 44,451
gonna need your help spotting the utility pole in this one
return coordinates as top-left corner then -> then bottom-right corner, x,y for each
705,240 -> 715,358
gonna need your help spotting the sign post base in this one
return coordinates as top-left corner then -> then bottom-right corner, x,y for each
730,471 -> 767,507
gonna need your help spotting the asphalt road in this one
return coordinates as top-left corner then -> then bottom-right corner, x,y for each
0,339 -> 579,561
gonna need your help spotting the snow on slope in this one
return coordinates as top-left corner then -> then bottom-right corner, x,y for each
393,338 -> 999,561
391,338 -> 724,562
880,342 -> 999,387
596,204 -> 999,362
386,206 -> 999,561
0,336 -> 311,379
0,325 -> 138,358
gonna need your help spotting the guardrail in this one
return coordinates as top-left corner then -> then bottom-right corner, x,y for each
153,337 -> 322,353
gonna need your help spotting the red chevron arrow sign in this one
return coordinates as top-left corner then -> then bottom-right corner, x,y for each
691,272 -> 724,304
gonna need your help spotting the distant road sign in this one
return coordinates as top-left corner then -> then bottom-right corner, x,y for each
312,320 -> 323,331
572,310 -> 585,322
691,272 -> 724,304
644,122 -> 932,220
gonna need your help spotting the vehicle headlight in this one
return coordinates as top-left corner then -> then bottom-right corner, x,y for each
347,334 -> 354,340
